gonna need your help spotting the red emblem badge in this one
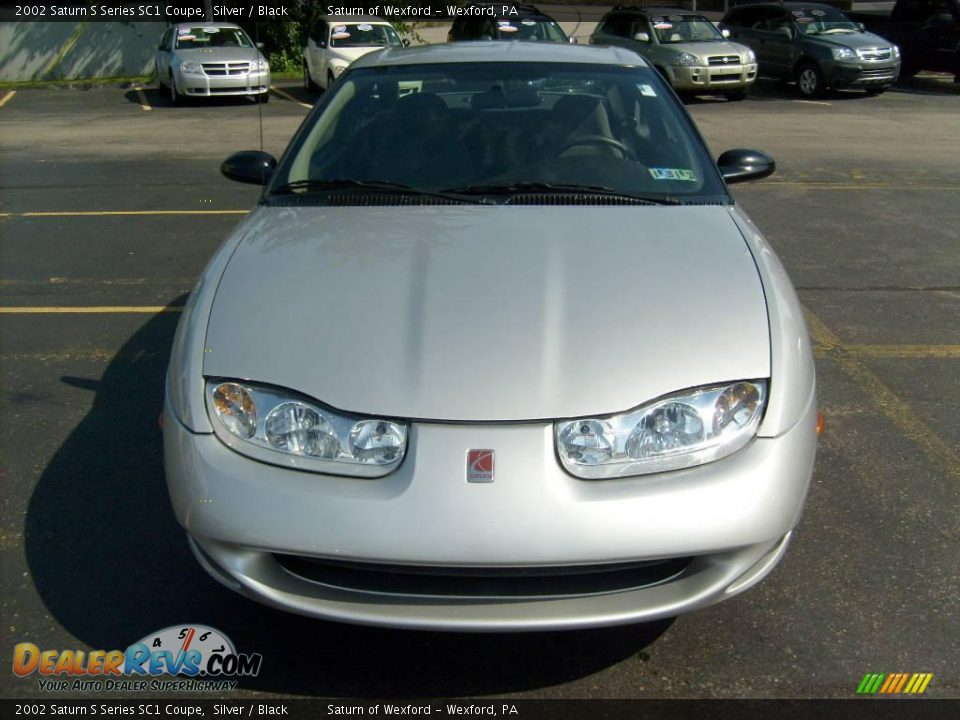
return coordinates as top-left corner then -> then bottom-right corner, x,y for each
466,449 -> 494,483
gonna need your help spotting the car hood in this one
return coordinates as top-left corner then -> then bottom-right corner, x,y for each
806,30 -> 893,51
661,40 -> 751,59
328,46 -> 384,63
203,206 -> 770,421
174,47 -> 265,63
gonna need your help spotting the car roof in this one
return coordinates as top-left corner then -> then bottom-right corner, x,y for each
606,5 -> 705,16
318,15 -> 389,23
728,1 -> 836,8
350,42 -> 651,69
172,22 -> 241,30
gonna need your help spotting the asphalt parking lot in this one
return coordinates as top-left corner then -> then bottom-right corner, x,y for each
1,74 -> 958,700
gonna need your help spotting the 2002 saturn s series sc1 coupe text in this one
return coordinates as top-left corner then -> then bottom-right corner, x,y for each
163,42 -> 818,631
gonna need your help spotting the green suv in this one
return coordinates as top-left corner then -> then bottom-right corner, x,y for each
720,2 -> 901,97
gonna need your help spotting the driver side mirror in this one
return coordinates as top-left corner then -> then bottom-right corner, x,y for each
718,149 -> 775,184
221,151 -> 277,185
633,31 -> 651,42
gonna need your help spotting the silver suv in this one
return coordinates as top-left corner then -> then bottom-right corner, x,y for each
591,6 -> 758,100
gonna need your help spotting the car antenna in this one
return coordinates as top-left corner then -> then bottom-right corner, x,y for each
256,20 -> 264,152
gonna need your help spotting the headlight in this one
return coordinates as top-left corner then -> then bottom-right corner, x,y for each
180,61 -> 203,75
254,59 -> 269,72
831,47 -> 857,62
555,380 -> 767,478
891,45 -> 900,59
673,52 -> 701,67
745,49 -> 756,64
206,380 -> 407,477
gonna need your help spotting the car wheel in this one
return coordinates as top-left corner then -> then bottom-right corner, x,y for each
304,62 -> 318,91
796,62 -> 825,98
724,88 -> 748,102
169,72 -> 181,106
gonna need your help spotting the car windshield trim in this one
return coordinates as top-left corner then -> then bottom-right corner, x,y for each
267,178 -> 493,204
440,182 -> 683,205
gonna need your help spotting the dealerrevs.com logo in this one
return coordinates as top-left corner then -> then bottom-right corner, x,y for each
13,625 -> 262,692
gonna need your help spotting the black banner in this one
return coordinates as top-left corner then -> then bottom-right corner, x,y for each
1,700 -> 959,720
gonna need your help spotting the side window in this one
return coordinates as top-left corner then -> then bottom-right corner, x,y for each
600,13 -> 632,37
311,21 -> 327,45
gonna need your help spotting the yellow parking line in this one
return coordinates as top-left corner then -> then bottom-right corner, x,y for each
134,84 -> 152,111
806,308 -> 960,480
270,85 -> 312,109
845,345 -> 960,359
0,306 -> 183,314
7,210 -> 248,217
0,90 -> 15,108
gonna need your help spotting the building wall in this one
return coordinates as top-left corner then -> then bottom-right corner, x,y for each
0,22 -> 167,82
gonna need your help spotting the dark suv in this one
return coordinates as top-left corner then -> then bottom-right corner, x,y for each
448,3 -> 571,43
720,2 -> 901,97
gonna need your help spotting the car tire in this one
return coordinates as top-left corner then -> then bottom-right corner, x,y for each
795,62 -> 825,98
304,62 -> 318,91
169,72 -> 181,106
724,89 -> 748,102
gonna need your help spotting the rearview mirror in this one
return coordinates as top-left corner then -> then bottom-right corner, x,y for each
221,151 -> 277,185
634,32 -> 651,42
718,149 -> 775,184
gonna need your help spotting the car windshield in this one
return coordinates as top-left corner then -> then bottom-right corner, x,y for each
493,19 -> 569,42
650,15 -> 724,43
175,27 -> 252,49
330,23 -> 402,48
790,6 -> 859,34
270,61 -> 727,204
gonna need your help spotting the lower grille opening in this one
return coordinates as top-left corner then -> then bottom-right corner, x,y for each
274,555 -> 692,599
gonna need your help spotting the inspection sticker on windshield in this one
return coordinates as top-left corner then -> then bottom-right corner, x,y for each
638,83 -> 658,97
654,22 -> 673,29
358,23 -> 373,31
650,168 -> 697,181
203,27 -> 219,33
522,20 -> 536,25
333,24 -> 347,33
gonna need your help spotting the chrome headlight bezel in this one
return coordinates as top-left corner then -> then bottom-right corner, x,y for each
205,379 -> 408,478
745,48 -> 757,64
179,61 -> 203,75
831,47 -> 857,62
254,59 -> 269,73
555,380 -> 768,479
673,52 -> 702,67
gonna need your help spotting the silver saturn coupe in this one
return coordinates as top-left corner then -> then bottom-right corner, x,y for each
164,42 -> 818,631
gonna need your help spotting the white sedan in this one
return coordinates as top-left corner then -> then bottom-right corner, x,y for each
303,16 -> 404,91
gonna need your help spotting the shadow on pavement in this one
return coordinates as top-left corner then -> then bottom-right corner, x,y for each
24,302 -> 672,697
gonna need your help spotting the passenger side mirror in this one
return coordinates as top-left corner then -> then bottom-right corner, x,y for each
721,28 -> 731,38
718,149 -> 775,184
634,31 -> 651,42
221,151 -> 277,185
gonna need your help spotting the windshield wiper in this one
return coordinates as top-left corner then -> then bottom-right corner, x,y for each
440,182 -> 682,205
269,179 -> 492,204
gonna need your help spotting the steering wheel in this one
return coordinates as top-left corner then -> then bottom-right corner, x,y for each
557,135 -> 635,160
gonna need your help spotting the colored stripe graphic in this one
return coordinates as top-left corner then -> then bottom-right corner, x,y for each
857,672 -> 932,694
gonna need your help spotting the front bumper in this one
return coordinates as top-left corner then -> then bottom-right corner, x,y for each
826,60 -> 900,88
178,70 -> 270,97
668,63 -> 757,92
164,386 -> 816,631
